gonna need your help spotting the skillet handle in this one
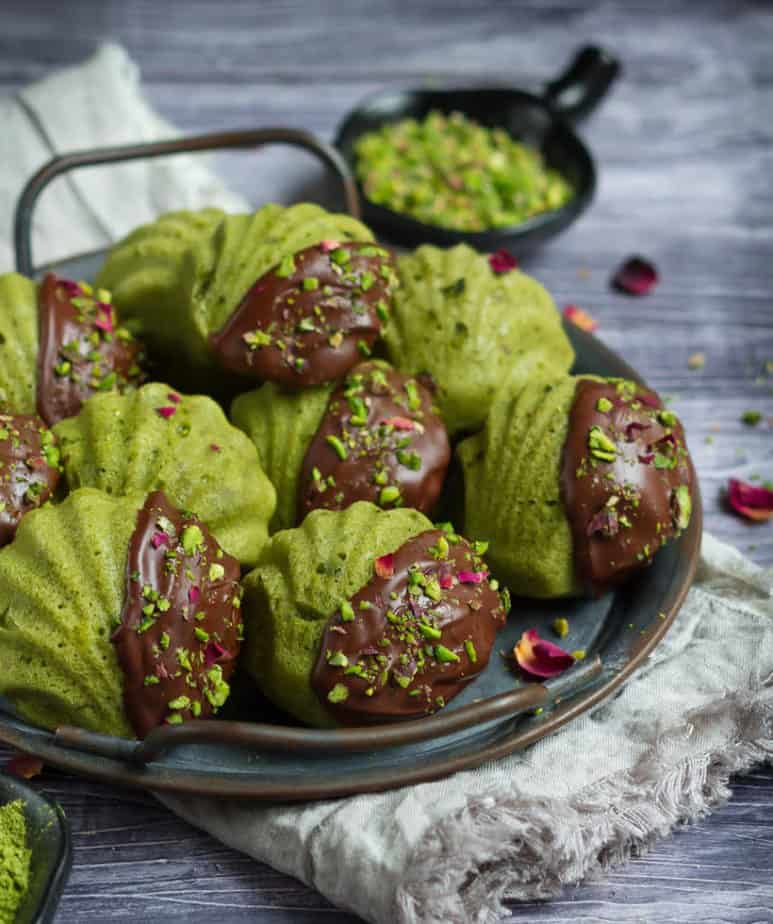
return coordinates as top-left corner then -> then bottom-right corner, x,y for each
13,127 -> 360,278
543,45 -> 620,122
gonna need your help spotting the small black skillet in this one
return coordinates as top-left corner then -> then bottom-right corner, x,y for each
334,45 -> 620,252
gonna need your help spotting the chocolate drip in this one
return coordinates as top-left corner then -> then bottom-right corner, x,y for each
560,378 -> 693,596
36,274 -> 145,426
0,413 -> 60,546
299,361 -> 450,521
112,491 -> 242,738
209,241 -> 396,386
311,528 -> 508,724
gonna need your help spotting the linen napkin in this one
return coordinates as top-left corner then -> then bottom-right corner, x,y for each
4,44 -> 772,924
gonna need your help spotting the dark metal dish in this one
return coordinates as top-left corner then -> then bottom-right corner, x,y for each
0,773 -> 72,924
0,127 -> 700,800
334,45 -> 620,252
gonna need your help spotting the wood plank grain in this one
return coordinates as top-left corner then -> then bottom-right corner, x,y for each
0,1 -> 771,922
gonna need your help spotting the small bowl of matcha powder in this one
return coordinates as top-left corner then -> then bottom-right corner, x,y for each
354,110 -> 574,233
0,800 -> 31,923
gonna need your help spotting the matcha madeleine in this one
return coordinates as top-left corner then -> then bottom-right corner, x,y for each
0,272 -> 145,425
241,502 -> 508,728
0,489 -> 242,738
97,203 -> 397,388
457,376 -> 694,598
53,382 -> 276,567
383,244 -> 574,435
231,360 -> 450,532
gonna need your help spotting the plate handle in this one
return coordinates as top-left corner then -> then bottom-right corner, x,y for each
54,655 -> 602,763
543,45 -> 620,121
13,127 -> 361,278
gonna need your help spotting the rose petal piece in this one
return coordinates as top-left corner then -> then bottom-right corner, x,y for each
151,531 -> 169,549
381,416 -> 415,431
488,249 -> 518,274
156,406 -> 177,419
374,553 -> 394,578
727,478 -> 773,522
320,239 -> 341,253
188,586 -> 201,605
439,573 -> 455,589
612,256 -> 659,295
204,641 -> 234,668
5,753 -> 43,779
210,443 -> 222,452
94,303 -> 115,333
167,392 -> 182,404
458,570 -> 488,584
514,629 -> 575,680
563,305 -> 598,333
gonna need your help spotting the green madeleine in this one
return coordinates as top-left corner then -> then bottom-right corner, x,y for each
384,244 -> 574,435
53,382 -> 276,567
95,203 -> 376,386
241,501 -> 431,728
457,375 -> 583,598
231,382 -> 333,533
0,489 -> 139,737
0,273 -> 40,413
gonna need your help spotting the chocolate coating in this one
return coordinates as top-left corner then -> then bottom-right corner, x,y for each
299,361 -> 450,520
0,413 -> 60,546
209,242 -> 396,386
112,491 -> 242,738
560,378 -> 693,596
311,528 -> 508,724
36,274 -> 145,426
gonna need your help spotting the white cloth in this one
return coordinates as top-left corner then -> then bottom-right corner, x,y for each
4,44 -> 772,924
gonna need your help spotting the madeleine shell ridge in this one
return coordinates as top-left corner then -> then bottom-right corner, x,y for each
0,272 -> 39,414
241,501 -> 431,728
385,244 -> 574,435
53,382 -> 276,567
0,488 -> 139,737
231,381 -> 332,533
457,375 -> 581,598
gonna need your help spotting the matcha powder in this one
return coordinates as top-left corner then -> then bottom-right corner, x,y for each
0,800 -> 30,923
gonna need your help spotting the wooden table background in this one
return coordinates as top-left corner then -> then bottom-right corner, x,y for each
1,0 -> 772,920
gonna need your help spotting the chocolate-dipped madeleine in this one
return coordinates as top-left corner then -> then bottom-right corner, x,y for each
241,501 -> 509,728
0,412 -> 61,546
0,272 -> 146,426
457,375 -> 695,598
96,203 -> 394,389
231,360 -> 451,532
0,489 -> 242,738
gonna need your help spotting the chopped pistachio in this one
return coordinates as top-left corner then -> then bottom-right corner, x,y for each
327,683 -> 349,703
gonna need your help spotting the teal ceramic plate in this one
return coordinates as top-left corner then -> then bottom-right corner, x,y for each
0,245 -> 702,800
0,773 -> 72,923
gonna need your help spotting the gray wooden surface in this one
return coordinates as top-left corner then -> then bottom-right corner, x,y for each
1,1 -> 772,921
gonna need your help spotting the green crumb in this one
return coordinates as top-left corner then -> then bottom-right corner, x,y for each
552,617 -> 569,639
741,410 -> 762,426
0,799 -> 31,924
596,397 -> 613,414
327,683 -> 349,704
354,109 -> 573,232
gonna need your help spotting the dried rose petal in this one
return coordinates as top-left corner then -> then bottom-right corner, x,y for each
5,753 -> 43,779
188,586 -> 201,605
439,572 -> 455,590
204,641 -> 234,668
586,507 -> 620,538
167,392 -> 182,404
638,452 -> 655,464
488,249 -> 518,274
151,531 -> 169,549
563,304 -> 598,333
514,629 -> 575,680
375,553 -> 394,578
637,391 -> 660,408
727,478 -> 773,522
458,570 -> 488,584
625,421 -> 650,441
382,416 -> 415,431
210,443 -> 222,453
320,239 -> 341,253
59,279 -> 81,295
156,406 -> 177,419
612,256 -> 658,295
94,303 -> 115,333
